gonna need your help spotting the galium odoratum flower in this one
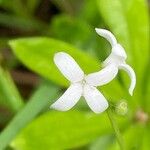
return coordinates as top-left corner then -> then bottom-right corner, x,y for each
50,52 -> 119,113
95,28 -> 136,95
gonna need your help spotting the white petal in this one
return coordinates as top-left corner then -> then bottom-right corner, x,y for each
119,64 -> 136,95
54,52 -> 84,82
85,64 -> 118,87
83,84 -> 109,113
112,44 -> 127,59
50,83 -> 82,111
95,28 -> 117,47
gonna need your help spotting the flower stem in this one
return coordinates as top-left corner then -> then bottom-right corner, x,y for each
107,108 -> 125,150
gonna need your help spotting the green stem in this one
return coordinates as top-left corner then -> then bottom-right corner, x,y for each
0,66 -> 24,112
107,109 -> 125,150
0,83 -> 59,150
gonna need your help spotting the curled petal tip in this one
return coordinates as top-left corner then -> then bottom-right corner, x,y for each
95,28 -> 117,46
119,64 -> 136,96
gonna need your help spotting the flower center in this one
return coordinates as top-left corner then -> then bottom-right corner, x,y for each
81,78 -> 86,85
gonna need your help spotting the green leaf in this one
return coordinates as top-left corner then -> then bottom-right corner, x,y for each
9,37 -> 101,87
0,67 -> 24,112
11,111 -> 111,150
0,82 -> 59,150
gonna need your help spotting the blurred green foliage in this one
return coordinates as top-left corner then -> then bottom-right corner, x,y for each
11,111 -> 111,150
0,0 -> 149,150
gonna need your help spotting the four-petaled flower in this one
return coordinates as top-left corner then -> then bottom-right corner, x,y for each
50,28 -> 136,113
50,52 -> 116,113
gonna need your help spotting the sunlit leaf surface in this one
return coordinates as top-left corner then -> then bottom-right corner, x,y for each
11,111 -> 111,150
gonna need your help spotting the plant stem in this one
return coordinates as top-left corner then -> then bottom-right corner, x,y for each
107,109 -> 125,150
0,66 -> 24,112
0,83 -> 59,150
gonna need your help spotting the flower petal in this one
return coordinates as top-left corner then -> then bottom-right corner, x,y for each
119,64 -> 136,95
50,83 -> 82,111
85,64 -> 118,87
83,84 -> 109,113
54,52 -> 84,82
95,28 -> 117,47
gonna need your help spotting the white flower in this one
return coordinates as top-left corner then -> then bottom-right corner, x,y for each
50,28 -> 136,113
95,28 -> 136,95
50,52 -> 118,113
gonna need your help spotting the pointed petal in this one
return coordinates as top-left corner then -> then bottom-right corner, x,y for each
50,83 -> 82,111
119,64 -> 136,95
54,52 -> 84,82
85,64 -> 118,87
83,84 -> 109,113
95,28 -> 117,47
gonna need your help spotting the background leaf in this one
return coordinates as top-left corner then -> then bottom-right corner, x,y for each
9,37 -> 101,87
11,111 -> 111,150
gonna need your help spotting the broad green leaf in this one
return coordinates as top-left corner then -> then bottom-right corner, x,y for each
11,111 -> 111,150
0,67 -> 24,112
9,37 -> 126,100
0,82 -> 59,150
9,37 -> 101,87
